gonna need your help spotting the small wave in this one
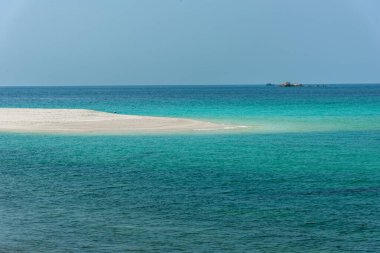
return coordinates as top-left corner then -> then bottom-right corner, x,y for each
193,125 -> 249,131
223,125 -> 249,130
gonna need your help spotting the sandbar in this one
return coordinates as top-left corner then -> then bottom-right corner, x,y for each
0,108 -> 239,134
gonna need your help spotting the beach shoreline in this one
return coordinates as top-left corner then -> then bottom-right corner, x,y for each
0,108 -> 243,134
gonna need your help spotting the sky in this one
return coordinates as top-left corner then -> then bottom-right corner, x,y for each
0,0 -> 379,85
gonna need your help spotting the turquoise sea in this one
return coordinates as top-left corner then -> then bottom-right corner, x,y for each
0,85 -> 380,252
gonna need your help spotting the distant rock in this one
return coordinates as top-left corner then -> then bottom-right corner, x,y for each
279,82 -> 303,87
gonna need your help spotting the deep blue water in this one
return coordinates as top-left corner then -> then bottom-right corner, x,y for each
0,85 -> 380,252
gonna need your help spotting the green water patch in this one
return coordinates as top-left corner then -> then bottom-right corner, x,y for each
1,131 -> 380,252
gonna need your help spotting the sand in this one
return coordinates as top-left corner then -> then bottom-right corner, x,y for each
0,108 -> 239,134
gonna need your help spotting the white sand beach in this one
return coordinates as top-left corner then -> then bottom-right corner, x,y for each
0,108 -> 237,134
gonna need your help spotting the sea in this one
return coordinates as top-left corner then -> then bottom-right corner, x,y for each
0,85 -> 379,252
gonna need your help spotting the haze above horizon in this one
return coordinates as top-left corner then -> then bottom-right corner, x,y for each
0,0 -> 380,86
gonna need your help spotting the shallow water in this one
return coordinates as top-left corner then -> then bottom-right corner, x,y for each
0,85 -> 380,252
1,84 -> 380,132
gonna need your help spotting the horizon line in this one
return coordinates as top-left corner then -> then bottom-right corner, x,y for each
1,82 -> 380,87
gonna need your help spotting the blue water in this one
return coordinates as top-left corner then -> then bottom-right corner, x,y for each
1,85 -> 380,252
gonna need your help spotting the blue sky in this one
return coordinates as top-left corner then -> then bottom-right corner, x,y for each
0,0 -> 379,85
